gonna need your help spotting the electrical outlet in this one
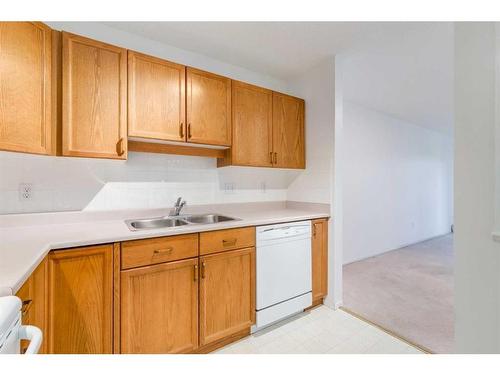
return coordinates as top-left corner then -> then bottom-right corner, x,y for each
19,183 -> 33,201
224,183 -> 234,194
261,182 -> 267,193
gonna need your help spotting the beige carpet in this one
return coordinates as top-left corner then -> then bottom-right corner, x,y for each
343,234 -> 454,353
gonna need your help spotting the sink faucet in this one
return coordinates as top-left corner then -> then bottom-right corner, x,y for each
170,197 -> 186,216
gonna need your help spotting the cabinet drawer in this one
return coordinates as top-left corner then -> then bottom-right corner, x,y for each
121,234 -> 199,269
200,227 -> 255,255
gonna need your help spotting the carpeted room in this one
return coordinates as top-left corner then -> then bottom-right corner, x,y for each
341,33 -> 454,352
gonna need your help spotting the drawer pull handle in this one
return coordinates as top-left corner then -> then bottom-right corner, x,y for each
222,238 -> 237,247
21,299 -> 33,316
153,247 -> 173,255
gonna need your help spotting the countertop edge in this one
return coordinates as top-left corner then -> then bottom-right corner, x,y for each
2,212 -> 330,296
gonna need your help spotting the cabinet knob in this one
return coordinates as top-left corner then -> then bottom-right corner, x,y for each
222,238 -> 237,247
194,264 -> 198,281
153,247 -> 173,255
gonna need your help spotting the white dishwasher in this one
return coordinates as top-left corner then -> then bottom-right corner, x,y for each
254,221 -> 312,331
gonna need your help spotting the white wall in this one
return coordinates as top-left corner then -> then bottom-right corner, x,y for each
454,22 -> 500,353
287,59 -> 335,204
343,101 -> 453,264
287,57 -> 340,308
0,151 -> 296,214
0,22 -> 303,215
495,24 -> 500,235
330,57 -> 344,308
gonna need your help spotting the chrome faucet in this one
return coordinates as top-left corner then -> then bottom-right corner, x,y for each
170,197 -> 186,216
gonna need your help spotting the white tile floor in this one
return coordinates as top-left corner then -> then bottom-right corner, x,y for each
214,306 -> 423,354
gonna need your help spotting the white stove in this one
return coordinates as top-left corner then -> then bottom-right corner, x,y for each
0,296 -> 42,354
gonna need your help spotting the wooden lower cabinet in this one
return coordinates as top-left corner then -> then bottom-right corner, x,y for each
16,227 -> 265,353
15,257 -> 48,354
48,244 -> 113,354
312,219 -> 328,304
120,258 -> 199,354
199,247 -> 255,346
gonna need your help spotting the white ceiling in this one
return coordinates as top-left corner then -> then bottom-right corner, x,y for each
104,22 -> 453,134
341,23 -> 453,135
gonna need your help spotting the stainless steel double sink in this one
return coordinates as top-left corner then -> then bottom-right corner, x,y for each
125,214 -> 239,231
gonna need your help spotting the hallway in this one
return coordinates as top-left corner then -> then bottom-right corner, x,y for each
343,234 -> 454,353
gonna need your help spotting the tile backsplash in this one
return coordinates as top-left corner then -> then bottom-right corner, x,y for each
0,151 -> 301,214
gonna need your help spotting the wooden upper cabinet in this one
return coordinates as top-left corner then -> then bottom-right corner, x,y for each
272,92 -> 305,169
121,258 -> 199,354
199,247 -> 255,346
62,32 -> 127,159
128,51 -> 186,142
48,245 -> 113,354
0,22 -> 52,155
186,67 -> 231,146
312,219 -> 328,303
230,81 -> 272,167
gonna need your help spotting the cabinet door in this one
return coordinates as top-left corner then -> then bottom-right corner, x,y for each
272,92 -> 305,169
48,245 -> 113,354
0,22 -> 52,155
15,257 -> 48,354
199,247 -> 255,346
128,51 -> 186,142
121,258 -> 199,353
62,32 -> 127,159
312,219 -> 328,303
231,81 -> 272,167
186,67 -> 231,146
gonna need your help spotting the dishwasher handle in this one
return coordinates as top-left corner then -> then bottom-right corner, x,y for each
261,226 -> 293,233
257,222 -> 312,241
260,224 -> 310,233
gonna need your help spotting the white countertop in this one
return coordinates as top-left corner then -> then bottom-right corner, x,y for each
0,201 -> 329,296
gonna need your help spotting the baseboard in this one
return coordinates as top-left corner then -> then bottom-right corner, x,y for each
193,328 -> 250,354
305,298 -> 324,310
343,231 -> 453,265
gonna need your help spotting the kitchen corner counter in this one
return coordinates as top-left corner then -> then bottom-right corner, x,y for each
0,201 -> 330,296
